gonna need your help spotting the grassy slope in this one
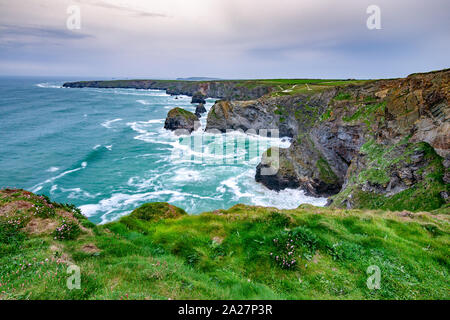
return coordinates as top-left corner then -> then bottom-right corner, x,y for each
1,189 -> 448,300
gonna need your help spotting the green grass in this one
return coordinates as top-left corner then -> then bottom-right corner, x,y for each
167,107 -> 198,120
317,157 -> 339,185
0,190 -> 448,300
342,102 -> 386,124
334,93 -> 353,101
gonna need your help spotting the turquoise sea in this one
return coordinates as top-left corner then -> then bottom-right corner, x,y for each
0,77 -> 326,224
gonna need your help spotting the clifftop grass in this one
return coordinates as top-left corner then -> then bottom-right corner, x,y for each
0,189 -> 448,300
167,107 -> 198,120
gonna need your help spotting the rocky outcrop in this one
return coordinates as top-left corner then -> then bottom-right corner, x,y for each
195,103 -> 207,118
164,108 -> 200,134
330,140 -> 448,211
205,90 -> 336,137
256,141 -> 342,197
63,79 -> 274,101
325,69 -> 449,210
191,92 -> 206,104
206,69 -> 450,211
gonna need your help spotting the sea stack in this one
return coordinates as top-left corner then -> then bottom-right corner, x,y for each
195,103 -> 207,117
191,91 -> 206,104
164,107 -> 200,134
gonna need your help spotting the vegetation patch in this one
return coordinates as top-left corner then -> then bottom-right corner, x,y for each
1,189 -> 449,300
168,107 -> 197,120
332,139 -> 448,212
317,157 -> 339,184
334,93 -> 353,101
319,108 -> 333,122
342,102 -> 386,123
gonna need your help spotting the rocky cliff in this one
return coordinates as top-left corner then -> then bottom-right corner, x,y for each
205,69 -> 450,211
63,79 -> 273,101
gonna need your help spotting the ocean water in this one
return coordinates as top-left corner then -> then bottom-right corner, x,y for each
0,77 -> 327,224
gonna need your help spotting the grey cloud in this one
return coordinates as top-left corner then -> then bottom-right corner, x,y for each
74,0 -> 168,18
0,0 -> 448,78
0,24 -> 93,40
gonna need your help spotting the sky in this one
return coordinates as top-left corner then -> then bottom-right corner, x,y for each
0,0 -> 449,79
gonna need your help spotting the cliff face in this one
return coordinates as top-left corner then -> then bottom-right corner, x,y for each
205,90 -> 336,137
63,79 -> 273,101
327,70 -> 449,211
205,69 -> 450,211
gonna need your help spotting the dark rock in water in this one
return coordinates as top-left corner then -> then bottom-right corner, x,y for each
255,144 -> 342,197
255,148 -> 300,191
191,92 -> 206,104
195,103 -> 207,118
164,108 -> 200,134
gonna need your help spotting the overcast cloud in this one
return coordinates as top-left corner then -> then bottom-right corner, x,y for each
0,0 -> 448,78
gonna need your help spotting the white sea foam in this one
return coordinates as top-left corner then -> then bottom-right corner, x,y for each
46,166 -> 60,172
136,100 -> 151,105
81,164 -> 326,223
171,168 -> 204,182
112,89 -> 169,97
251,187 -> 328,209
60,187 -> 99,199
240,168 -> 327,209
127,119 -> 165,132
31,163 -> 88,193
101,118 -> 123,129
126,117 -> 292,168
80,190 -> 219,224
219,172 -> 254,200
36,83 -> 61,89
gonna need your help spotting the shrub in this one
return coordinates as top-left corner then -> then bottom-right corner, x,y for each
0,217 -> 26,244
269,226 -> 320,269
268,211 -> 291,228
32,202 -> 55,218
269,233 -> 297,270
53,220 -> 81,240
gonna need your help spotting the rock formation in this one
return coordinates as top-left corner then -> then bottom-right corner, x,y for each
195,103 -> 207,118
63,79 -> 274,101
164,108 -> 200,134
206,69 -> 450,211
191,92 -> 206,104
